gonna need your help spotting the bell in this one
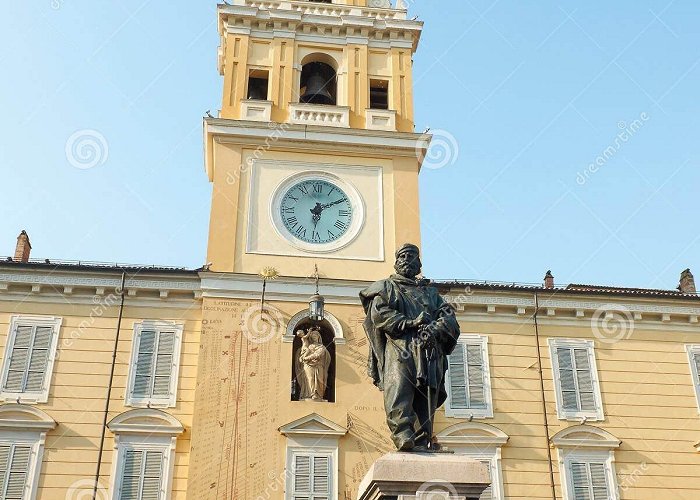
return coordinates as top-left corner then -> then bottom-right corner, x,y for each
300,63 -> 335,105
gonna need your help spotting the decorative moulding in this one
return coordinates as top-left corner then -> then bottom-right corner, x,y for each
436,422 -> 509,447
0,404 -> 56,432
108,409 -> 184,436
550,425 -> 621,450
284,309 -> 346,344
279,413 -> 347,437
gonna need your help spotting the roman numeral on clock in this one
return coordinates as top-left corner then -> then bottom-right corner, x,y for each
311,231 -> 320,241
282,207 -> 294,214
312,183 -> 323,193
286,216 -> 298,228
295,226 -> 306,238
334,220 -> 347,231
339,209 -> 350,217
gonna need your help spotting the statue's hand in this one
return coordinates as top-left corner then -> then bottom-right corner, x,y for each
409,311 -> 431,329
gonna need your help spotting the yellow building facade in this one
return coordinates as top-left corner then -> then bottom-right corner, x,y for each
1,1 -> 700,500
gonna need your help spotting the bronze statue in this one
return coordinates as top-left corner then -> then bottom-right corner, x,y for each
295,326 -> 331,401
360,244 -> 460,451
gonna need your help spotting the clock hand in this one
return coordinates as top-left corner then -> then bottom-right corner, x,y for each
320,198 -> 348,210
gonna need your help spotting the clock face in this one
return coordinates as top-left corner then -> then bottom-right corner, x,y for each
279,179 -> 354,244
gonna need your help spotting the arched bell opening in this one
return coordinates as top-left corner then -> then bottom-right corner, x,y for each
299,61 -> 338,106
290,316 -> 337,403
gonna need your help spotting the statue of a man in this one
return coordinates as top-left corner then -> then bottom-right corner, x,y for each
360,244 -> 460,451
295,327 -> 331,401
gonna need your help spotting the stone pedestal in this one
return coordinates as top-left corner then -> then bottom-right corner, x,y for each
357,452 -> 490,500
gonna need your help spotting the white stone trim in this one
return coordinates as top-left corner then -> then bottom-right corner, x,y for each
548,339 -> 605,422
279,413 -> 345,500
289,103 -> 350,128
125,321 -> 184,409
200,272 -> 369,305
108,433 -> 179,500
436,422 -> 508,500
0,315 -> 62,404
284,310 -> 346,345
0,404 -> 56,432
365,109 -> 397,131
108,408 -> 184,436
686,344 -> 700,414
444,334 -> 494,419
240,99 -> 273,121
550,425 -> 621,450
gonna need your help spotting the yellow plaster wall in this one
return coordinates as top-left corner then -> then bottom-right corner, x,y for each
0,295 -> 201,499
187,290 -> 700,500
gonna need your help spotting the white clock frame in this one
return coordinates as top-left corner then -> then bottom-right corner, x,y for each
270,171 -> 366,253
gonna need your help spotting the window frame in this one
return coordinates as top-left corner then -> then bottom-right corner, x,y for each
548,338 -> 605,421
559,449 -> 619,500
0,315 -> 62,404
445,334 -> 494,419
0,429 -> 50,500
449,447 -> 504,500
686,345 -> 700,413
125,321 -> 184,409
288,449 -> 334,500
110,434 -> 175,500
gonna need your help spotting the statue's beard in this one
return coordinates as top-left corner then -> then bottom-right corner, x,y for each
395,261 -> 421,279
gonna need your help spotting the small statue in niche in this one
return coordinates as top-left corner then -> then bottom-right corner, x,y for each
295,326 -> 331,402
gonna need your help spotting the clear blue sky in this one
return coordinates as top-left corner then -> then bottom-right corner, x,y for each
1,1 -> 699,289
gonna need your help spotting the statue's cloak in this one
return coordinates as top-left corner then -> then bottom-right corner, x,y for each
359,275 -> 459,407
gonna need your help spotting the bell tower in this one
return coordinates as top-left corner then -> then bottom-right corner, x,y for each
204,0 -> 427,281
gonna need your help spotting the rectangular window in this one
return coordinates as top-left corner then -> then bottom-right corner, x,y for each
687,345 -> 700,411
446,335 -> 493,418
549,339 -> 604,421
0,316 -> 62,403
119,449 -> 164,500
0,443 -> 32,500
369,79 -> 389,110
126,322 -> 183,408
291,452 -> 331,500
247,69 -> 270,101
562,452 -> 619,500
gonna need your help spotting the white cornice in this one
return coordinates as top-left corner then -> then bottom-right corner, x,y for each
200,272 -> 368,305
204,118 -> 429,180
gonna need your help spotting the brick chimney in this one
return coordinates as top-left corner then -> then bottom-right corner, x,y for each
678,269 -> 696,294
544,270 -> 554,289
14,231 -> 31,263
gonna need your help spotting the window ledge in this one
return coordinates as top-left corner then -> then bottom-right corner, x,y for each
365,108 -> 397,131
241,99 -> 273,122
445,408 -> 494,419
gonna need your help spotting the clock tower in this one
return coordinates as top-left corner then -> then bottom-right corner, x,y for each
203,0 -> 427,281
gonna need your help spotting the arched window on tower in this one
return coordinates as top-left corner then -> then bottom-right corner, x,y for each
299,61 -> 337,106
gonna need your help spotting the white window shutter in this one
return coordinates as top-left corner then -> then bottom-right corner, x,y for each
3,324 -> 54,394
119,449 -> 164,500
589,462 -> 610,500
693,352 -> 700,392
293,454 -> 311,498
0,444 -> 32,500
133,330 -> 157,398
466,344 -> 486,408
292,454 -> 331,500
448,344 -> 469,409
449,342 -> 487,410
570,461 -> 610,500
557,346 -> 596,412
152,332 -> 175,398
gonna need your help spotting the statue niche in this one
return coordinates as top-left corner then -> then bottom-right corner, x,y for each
291,322 -> 336,402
